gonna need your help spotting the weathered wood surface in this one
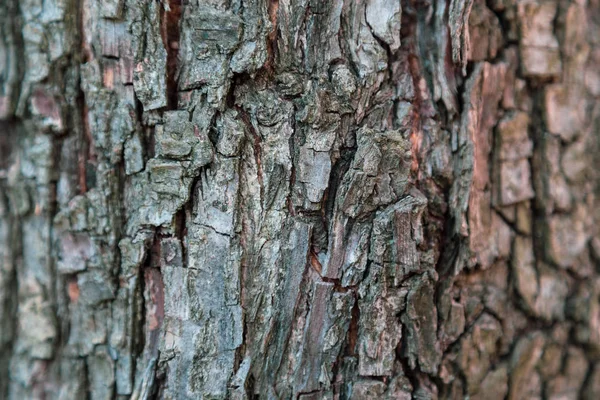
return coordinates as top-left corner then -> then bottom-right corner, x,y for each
0,0 -> 599,398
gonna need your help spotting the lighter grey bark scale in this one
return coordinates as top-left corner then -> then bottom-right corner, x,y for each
0,0 -> 599,399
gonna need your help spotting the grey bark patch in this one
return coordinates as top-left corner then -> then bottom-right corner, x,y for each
3,0 -> 600,397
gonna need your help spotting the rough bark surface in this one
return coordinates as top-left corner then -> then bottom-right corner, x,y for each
0,0 -> 599,398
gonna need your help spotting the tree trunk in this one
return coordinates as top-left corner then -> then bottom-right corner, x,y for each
1,0 -> 599,398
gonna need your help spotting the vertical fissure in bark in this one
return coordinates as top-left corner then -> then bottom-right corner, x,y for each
143,234 -> 165,358
239,106 -> 265,204
266,0 -> 280,74
323,147 -> 354,231
2,0 -> 600,397
160,0 -> 182,110
0,168 -> 17,399
77,0 -> 95,196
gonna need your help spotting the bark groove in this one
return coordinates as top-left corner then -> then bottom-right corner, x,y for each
0,0 -> 599,398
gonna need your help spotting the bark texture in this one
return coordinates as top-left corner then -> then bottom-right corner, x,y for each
0,0 -> 599,398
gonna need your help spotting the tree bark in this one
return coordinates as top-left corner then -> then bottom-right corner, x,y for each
1,0 -> 599,398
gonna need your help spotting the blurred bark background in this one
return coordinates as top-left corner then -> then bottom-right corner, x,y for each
0,0 -> 599,398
